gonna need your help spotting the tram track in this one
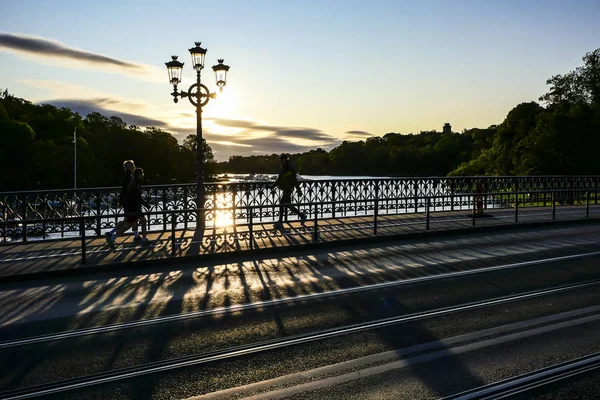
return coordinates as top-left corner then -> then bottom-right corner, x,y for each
2,278 -> 600,400
442,352 -> 600,400
4,226 -> 600,399
3,250 -> 600,350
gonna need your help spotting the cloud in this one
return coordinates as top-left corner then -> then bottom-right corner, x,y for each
0,33 -> 161,81
208,117 -> 340,143
208,118 -> 259,129
36,99 -> 338,158
275,128 -> 336,142
0,33 -> 140,68
43,98 -> 169,128
20,79 -> 97,93
211,141 -> 253,148
163,127 -> 237,143
345,130 -> 373,137
242,136 -> 324,152
30,92 -> 340,160
21,79 -> 156,114
209,138 -> 322,160
198,117 -> 342,160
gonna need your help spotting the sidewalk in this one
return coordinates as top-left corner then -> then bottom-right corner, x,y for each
1,205 -> 598,280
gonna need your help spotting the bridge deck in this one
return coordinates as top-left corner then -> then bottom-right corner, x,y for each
0,205 -> 598,279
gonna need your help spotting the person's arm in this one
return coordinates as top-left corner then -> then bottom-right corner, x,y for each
126,181 -> 136,210
140,187 -> 150,208
118,176 -> 128,206
294,172 -> 302,196
128,182 -> 147,209
271,174 -> 281,190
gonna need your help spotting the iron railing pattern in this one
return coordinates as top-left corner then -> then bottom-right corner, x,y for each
1,176 -> 599,241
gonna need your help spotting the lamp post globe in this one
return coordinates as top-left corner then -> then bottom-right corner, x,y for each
188,42 -> 207,71
212,59 -> 230,92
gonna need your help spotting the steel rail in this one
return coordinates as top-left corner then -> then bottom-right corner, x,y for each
2,278 -> 600,400
3,250 -> 600,349
443,351 -> 600,400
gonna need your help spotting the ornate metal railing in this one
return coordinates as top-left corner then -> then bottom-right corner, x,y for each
2,188 -> 598,266
1,176 -> 599,242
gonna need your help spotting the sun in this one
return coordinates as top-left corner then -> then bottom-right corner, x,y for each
208,86 -> 238,118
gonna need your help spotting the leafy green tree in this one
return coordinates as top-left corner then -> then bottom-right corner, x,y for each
540,49 -> 600,107
0,117 -> 36,189
0,95 -> 217,190
451,47 -> 600,177
296,149 -> 330,175
179,134 -> 217,181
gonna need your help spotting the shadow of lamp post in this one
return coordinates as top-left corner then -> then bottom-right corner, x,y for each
165,42 -> 230,234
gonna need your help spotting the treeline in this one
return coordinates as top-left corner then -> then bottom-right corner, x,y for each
0,92 -> 216,191
451,48 -> 600,176
219,48 -> 600,177
220,127 -> 496,176
1,48 -> 599,191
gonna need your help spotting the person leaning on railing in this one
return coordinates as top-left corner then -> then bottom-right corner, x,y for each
270,153 -> 307,229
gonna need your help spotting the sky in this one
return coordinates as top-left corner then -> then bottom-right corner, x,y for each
1,0 -> 599,161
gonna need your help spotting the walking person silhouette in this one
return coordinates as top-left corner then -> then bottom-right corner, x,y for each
271,154 -> 306,229
106,160 -> 141,241
106,168 -> 152,247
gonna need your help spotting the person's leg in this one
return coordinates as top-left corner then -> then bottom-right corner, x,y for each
286,191 -> 305,221
138,216 -> 147,238
109,200 -> 130,235
278,193 -> 291,223
274,193 -> 288,228
108,218 -> 125,236
108,220 -> 120,236
115,220 -> 132,237
106,219 -> 132,246
274,204 -> 285,228
137,215 -> 152,244
280,192 -> 292,222
132,220 -> 140,239
288,204 -> 301,216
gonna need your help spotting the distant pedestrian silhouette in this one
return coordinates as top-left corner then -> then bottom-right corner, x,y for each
106,167 -> 151,247
106,160 -> 141,240
271,154 -> 306,229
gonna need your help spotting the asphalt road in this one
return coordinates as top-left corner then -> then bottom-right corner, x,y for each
2,222 -> 600,400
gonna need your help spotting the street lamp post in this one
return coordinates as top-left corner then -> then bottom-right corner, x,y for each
165,42 -> 230,232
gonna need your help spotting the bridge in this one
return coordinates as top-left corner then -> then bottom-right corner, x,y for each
1,176 -> 599,278
1,176 -> 600,399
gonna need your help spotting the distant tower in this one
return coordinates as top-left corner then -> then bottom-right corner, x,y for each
443,123 -> 452,134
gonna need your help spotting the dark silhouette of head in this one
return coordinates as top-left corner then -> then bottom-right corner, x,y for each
133,167 -> 144,181
279,153 -> 289,167
123,160 -> 135,172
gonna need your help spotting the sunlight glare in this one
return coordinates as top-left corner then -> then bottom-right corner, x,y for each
214,192 -> 235,228
209,86 -> 238,118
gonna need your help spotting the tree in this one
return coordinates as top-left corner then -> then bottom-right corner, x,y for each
540,48 -> 600,107
180,134 -> 216,180
0,118 -> 36,189
0,94 -> 216,189
451,48 -> 600,177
